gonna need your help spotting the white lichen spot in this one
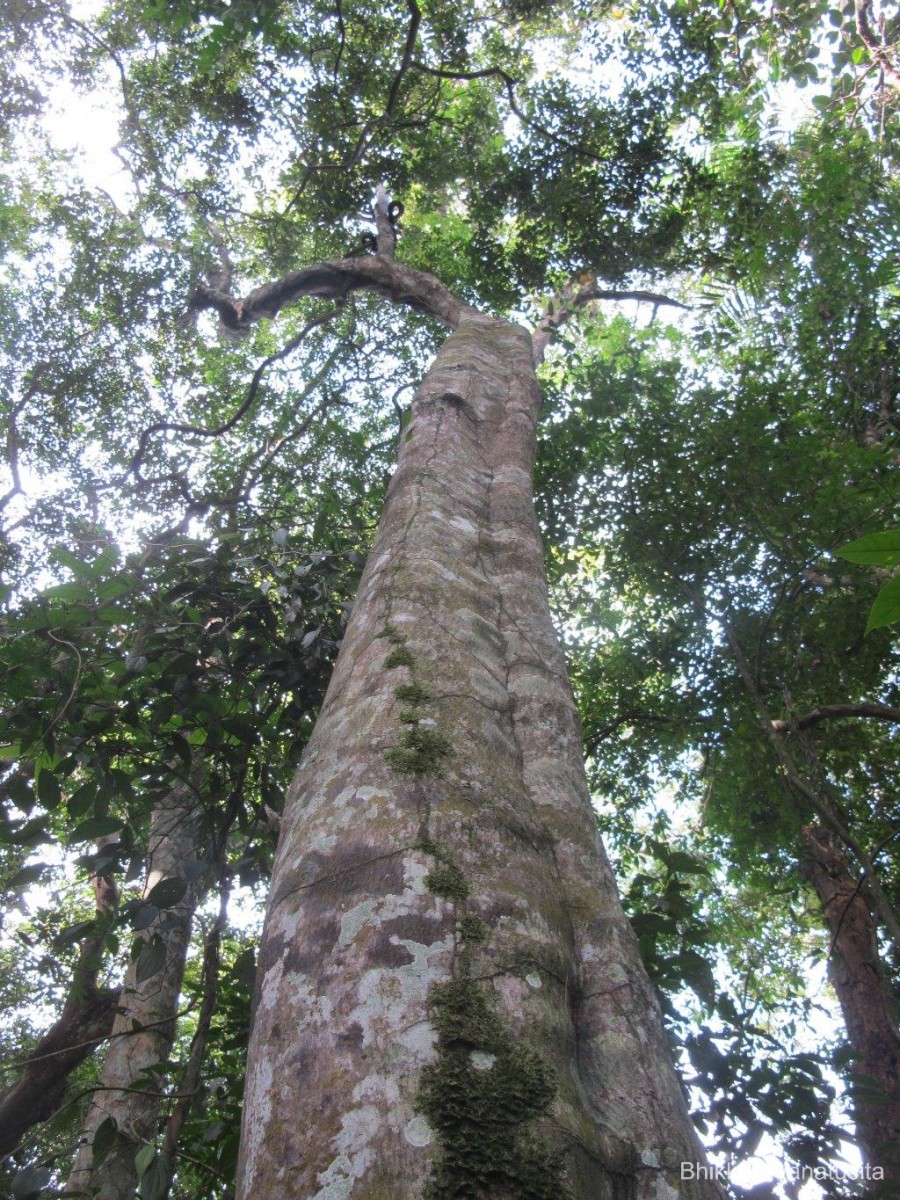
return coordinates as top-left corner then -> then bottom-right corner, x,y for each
640,1149 -> 661,1168
469,1050 -> 496,1071
397,1018 -> 438,1057
404,854 -> 432,893
392,936 -> 443,977
312,1108 -> 378,1200
450,515 -> 477,536
339,899 -> 379,948
404,1116 -> 434,1147
309,831 -> 337,854
239,1058 -> 274,1192
254,954 -> 286,1014
311,1154 -> 354,1200
352,935 -> 453,1049
525,972 -> 542,989
334,1106 -> 379,1159
352,1072 -> 400,1106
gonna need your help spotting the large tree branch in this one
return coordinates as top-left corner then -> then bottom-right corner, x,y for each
771,702 -> 900,733
190,253 -> 470,335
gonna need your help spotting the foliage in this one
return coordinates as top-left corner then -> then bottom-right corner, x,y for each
837,530 -> 900,632
1,0 -> 899,1195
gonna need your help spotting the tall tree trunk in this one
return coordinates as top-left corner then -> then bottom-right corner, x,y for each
236,312 -> 717,1199
67,785 -> 200,1200
800,823 -> 900,1182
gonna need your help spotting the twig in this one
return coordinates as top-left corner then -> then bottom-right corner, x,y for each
131,305 -> 343,480
384,0 -> 422,119
531,275 -> 688,364
42,631 -> 84,741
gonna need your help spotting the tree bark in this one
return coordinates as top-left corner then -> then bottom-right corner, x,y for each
0,874 -> 119,1158
800,823 -> 900,1182
66,785 -> 200,1200
235,307 -> 719,1199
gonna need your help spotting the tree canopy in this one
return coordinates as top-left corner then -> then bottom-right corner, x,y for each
1,1 -> 899,1197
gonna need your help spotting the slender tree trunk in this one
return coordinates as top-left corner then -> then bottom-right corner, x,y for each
236,312 -> 718,1199
800,823 -> 900,1182
67,785 -> 200,1200
0,873 -> 119,1157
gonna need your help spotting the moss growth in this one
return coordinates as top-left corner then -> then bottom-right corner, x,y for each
414,834 -> 440,857
420,978 -> 567,1200
458,913 -> 489,946
394,681 -> 432,705
377,624 -> 406,644
384,645 -> 415,669
385,726 -> 452,776
429,977 -> 503,1049
425,861 -> 471,904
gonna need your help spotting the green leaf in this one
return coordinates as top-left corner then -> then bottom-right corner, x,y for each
98,575 -> 135,600
135,935 -> 168,984
68,782 -> 96,818
55,920 -> 96,949
144,877 -> 187,909
663,850 -> 710,876
132,903 -> 159,931
70,816 -> 125,842
36,769 -> 62,810
91,1116 -> 118,1168
9,863 -> 49,890
50,546 -> 90,577
865,575 -> 900,633
135,1145 -> 156,1179
41,581 -> 92,604
3,817 -> 51,847
12,1165 -> 51,1199
139,1154 -> 170,1200
836,529 -> 900,566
